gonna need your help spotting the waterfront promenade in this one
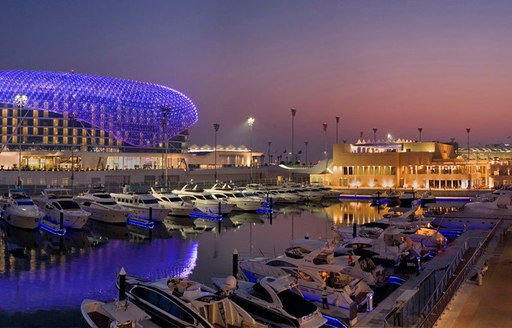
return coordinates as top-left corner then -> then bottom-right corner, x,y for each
435,224 -> 512,328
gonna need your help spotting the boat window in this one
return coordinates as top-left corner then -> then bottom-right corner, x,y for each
52,202 -> 62,210
98,201 -> 117,206
161,197 -> 170,202
298,270 -> 314,282
82,202 -> 92,207
203,195 -> 215,200
233,192 -> 245,197
58,200 -> 81,210
140,288 -> 196,323
16,200 -> 34,206
94,194 -> 112,199
278,289 -> 317,318
325,272 -> 352,289
168,197 -> 181,202
143,199 -> 159,205
250,283 -> 273,303
267,260 -> 297,268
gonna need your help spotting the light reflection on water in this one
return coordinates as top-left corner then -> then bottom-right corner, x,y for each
0,200 -> 382,313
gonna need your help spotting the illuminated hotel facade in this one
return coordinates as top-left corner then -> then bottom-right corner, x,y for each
0,70 -> 266,187
328,138 -> 493,190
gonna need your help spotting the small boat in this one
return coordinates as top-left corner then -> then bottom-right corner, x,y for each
212,275 -> 327,328
0,188 -> 40,230
420,191 -> 436,204
81,298 -> 154,328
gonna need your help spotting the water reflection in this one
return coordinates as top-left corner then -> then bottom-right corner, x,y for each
0,200 -> 385,314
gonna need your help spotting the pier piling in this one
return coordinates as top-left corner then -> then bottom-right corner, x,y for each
232,249 -> 238,278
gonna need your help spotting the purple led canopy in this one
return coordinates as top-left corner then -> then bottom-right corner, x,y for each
0,70 -> 198,147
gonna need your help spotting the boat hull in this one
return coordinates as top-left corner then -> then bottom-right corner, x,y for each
2,212 -> 39,230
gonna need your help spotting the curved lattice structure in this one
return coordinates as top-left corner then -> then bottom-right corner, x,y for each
0,70 -> 198,147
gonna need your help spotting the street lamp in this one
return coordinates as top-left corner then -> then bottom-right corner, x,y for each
372,128 -> 378,142
161,106 -> 171,188
214,123 -> 220,181
267,141 -> 272,165
68,113 -> 77,192
466,128 -> 471,162
304,141 -> 309,166
336,116 -> 340,144
323,123 -> 328,164
247,117 -> 255,182
14,94 -> 28,187
418,127 -> 423,142
290,108 -> 297,164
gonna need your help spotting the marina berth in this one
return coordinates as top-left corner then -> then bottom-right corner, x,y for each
172,182 -> 235,215
128,276 -> 266,328
111,186 -> 171,222
74,190 -> 132,224
150,187 -> 195,217
212,275 -> 327,328
206,182 -> 264,212
117,275 -> 214,328
0,188 -> 40,230
38,188 -> 90,230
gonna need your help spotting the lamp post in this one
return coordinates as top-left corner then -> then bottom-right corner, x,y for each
335,116 -> 340,144
418,127 -> 423,142
68,113 -> 76,192
372,128 -> 378,142
214,123 -> 220,181
290,108 -> 297,164
323,123 -> 328,164
14,94 -> 28,187
466,128 -> 471,162
304,141 -> 309,166
247,117 -> 255,182
161,106 -> 171,188
267,141 -> 272,165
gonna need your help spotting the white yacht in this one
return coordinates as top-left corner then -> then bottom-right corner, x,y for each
39,188 -> 91,230
81,298 -> 154,328
212,275 -> 327,328
150,188 -> 195,217
74,190 -> 132,224
206,182 -> 263,212
0,188 -> 40,230
111,187 -> 171,222
239,248 -> 376,319
172,183 -> 235,215
129,276 -> 264,328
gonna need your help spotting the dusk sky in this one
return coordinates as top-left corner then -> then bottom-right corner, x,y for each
2,1 -> 512,162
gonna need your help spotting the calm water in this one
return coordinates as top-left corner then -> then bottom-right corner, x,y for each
0,200 -> 384,327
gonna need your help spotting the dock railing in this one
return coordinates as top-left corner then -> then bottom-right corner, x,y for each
385,219 -> 501,327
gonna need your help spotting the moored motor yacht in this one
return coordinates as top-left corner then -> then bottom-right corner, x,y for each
118,275 -> 214,327
75,190 -> 131,224
39,188 -> 91,230
172,183 -> 235,215
212,275 -> 327,328
149,188 -> 195,217
127,276 -> 265,328
81,298 -> 154,328
0,188 -> 40,230
111,186 -> 171,222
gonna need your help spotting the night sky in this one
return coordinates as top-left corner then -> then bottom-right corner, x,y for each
2,0 -> 512,162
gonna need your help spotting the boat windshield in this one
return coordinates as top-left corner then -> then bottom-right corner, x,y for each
94,193 -> 112,199
142,199 -> 159,205
57,200 -> 81,210
98,201 -> 117,206
278,289 -> 318,318
203,195 -> 215,200
16,200 -> 34,206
